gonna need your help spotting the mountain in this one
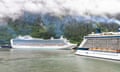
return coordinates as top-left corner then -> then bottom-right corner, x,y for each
2,12 -> 118,44
0,0 -> 120,44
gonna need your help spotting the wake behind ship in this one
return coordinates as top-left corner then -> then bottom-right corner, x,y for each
10,35 -> 77,49
75,28 -> 120,60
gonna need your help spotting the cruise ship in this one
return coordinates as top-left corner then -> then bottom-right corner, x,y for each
75,28 -> 120,60
10,35 -> 77,49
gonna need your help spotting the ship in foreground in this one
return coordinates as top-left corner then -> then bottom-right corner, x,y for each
75,28 -> 120,60
10,35 -> 77,49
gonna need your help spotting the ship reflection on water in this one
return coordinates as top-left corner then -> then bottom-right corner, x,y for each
0,49 -> 119,72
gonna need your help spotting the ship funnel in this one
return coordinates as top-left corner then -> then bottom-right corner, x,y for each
60,35 -> 64,39
50,37 -> 54,40
96,28 -> 101,33
118,27 -> 120,32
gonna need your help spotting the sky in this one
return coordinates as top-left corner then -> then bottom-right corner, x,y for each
0,0 -> 120,21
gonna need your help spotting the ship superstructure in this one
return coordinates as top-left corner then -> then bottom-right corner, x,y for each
76,29 -> 120,60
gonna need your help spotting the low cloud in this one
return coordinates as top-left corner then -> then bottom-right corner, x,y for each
0,0 -> 120,23
24,0 -> 120,15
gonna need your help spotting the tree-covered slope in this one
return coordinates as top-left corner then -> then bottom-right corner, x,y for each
0,13 -> 118,45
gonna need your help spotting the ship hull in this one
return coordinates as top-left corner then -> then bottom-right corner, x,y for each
11,44 -> 77,50
75,50 -> 120,60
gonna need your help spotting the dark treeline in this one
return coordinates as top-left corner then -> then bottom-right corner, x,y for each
0,27 -> 13,45
64,22 -> 119,43
64,23 -> 94,43
0,17 -> 119,45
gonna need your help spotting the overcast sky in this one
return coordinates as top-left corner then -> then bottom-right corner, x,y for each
0,0 -> 120,20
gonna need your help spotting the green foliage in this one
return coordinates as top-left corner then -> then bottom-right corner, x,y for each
30,16 -> 56,39
0,18 -> 119,45
99,23 -> 119,32
63,23 -> 119,44
64,23 -> 94,43
8,19 -> 33,36
0,26 -> 13,45
30,23 -> 45,37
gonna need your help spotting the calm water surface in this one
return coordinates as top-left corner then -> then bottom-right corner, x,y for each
0,48 -> 119,72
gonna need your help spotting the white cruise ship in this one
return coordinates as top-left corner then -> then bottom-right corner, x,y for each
75,28 -> 120,60
10,35 -> 77,49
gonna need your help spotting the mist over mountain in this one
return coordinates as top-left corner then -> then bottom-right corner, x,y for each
0,0 -> 120,23
0,0 -> 120,44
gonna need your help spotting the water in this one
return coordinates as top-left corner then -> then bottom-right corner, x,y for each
0,49 -> 119,72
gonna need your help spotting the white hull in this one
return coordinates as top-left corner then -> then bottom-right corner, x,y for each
11,44 -> 76,50
75,50 -> 120,60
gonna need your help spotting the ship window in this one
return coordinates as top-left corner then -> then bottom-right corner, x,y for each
13,39 -> 66,45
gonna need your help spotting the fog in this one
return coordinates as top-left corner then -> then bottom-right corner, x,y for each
0,0 -> 120,20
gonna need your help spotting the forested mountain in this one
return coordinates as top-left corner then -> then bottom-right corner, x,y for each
0,0 -> 120,45
0,12 -> 119,45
